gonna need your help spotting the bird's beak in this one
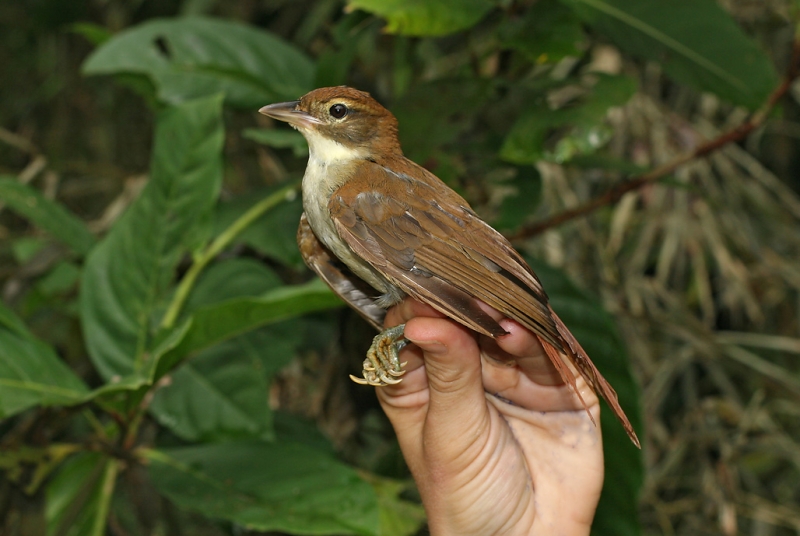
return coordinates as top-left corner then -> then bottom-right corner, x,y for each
259,101 -> 321,128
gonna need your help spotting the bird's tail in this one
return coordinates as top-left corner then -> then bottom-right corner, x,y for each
539,307 -> 641,449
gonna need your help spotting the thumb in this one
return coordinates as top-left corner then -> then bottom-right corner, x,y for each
403,317 -> 486,410
379,317 -> 493,470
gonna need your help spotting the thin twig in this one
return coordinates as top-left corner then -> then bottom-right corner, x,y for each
508,38 -> 800,241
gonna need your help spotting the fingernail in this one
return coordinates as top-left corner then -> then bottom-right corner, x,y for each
497,318 -> 515,336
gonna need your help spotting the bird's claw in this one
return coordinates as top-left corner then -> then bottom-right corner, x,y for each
350,324 -> 409,386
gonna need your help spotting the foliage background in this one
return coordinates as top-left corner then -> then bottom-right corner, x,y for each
0,0 -> 799,535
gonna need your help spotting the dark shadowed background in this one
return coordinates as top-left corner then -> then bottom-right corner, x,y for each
1,1 -> 799,535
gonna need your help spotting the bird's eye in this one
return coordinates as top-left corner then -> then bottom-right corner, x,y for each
329,103 -> 348,119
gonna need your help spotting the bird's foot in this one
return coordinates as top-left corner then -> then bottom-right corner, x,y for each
350,324 -> 409,386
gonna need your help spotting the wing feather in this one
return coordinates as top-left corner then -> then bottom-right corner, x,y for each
297,212 -> 385,330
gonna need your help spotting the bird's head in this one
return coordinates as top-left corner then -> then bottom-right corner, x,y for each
259,86 -> 402,161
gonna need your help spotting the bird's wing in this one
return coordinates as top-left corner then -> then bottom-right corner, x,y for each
329,160 -> 640,447
329,160 -> 562,346
297,212 -> 385,330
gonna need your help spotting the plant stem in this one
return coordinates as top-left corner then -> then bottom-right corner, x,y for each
90,459 -> 119,536
160,181 -> 300,330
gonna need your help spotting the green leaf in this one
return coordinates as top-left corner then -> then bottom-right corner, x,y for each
243,128 -> 308,157
500,74 -> 638,164
37,261 -> 81,296
273,411 -> 337,455
45,452 -> 119,536
70,22 -> 113,46
145,441 -> 379,534
373,479 -> 426,535
560,0 -> 779,109
0,177 -> 96,256
499,0 -> 586,64
82,17 -> 315,107
85,320 -> 194,412
183,258 -> 283,313
0,301 -> 34,337
80,95 -> 225,381
149,326 -> 298,442
11,237 -> 47,264
150,259 -> 296,442
155,279 -> 342,376
347,0 -> 494,36
527,259 -> 643,536
0,302 -> 89,418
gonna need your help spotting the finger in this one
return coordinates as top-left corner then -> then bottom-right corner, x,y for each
403,317 -> 482,396
472,301 -> 562,385
494,319 -> 562,385
376,298 -> 448,395
374,306 -> 464,408
481,319 -> 594,412
478,317 -> 563,395
378,317 -> 489,457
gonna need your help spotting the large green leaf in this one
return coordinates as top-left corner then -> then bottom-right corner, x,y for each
0,177 -> 96,256
0,302 -> 89,418
560,0 -> 779,109
528,259 -> 643,536
272,411 -> 338,455
155,278 -> 342,376
501,74 -> 638,164
145,441 -> 379,535
149,259 -> 298,442
373,479 -> 426,536
80,95 -> 225,380
88,279 -> 339,415
346,0 -> 494,36
149,327 -> 298,442
182,258 -> 283,312
45,452 -> 119,536
82,17 -> 314,107
78,321 -> 193,418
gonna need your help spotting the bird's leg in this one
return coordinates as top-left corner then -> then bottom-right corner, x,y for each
350,324 -> 409,386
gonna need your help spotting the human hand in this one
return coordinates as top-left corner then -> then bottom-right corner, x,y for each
376,298 -> 605,536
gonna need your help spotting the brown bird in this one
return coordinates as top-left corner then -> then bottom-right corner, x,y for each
260,86 -> 640,448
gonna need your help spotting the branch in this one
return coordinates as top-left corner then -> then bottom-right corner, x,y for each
508,38 -> 800,241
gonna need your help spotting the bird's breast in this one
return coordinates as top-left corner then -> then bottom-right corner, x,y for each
301,158 -> 400,302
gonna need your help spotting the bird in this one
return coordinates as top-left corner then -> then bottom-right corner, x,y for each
259,86 -> 640,448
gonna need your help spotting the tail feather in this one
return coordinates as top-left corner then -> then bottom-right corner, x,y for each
545,307 -> 641,449
538,339 -> 596,428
